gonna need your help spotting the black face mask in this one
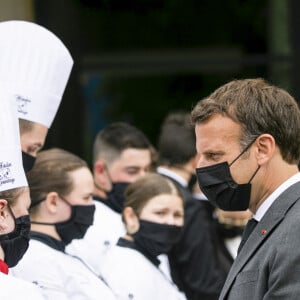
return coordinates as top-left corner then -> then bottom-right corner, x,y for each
0,214 -> 31,267
22,151 -> 36,173
106,182 -> 129,213
55,204 -> 95,245
132,220 -> 183,257
196,139 -> 260,211
31,199 -> 95,245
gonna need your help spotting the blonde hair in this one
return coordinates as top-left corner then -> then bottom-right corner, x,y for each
123,173 -> 183,219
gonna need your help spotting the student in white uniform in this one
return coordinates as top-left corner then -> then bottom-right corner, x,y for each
0,20 -> 73,172
0,89 -> 44,299
66,122 -> 155,275
11,148 -> 116,300
101,173 -> 187,300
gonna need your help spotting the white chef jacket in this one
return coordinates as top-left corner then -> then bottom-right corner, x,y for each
66,199 -> 172,279
0,272 -> 45,300
10,234 -> 116,300
101,238 -> 187,300
66,200 -> 126,275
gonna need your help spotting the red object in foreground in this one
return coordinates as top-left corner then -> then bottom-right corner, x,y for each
0,259 -> 9,274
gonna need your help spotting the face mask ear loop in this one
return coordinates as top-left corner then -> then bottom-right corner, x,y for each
31,195 -> 72,226
57,195 -> 75,223
248,166 -> 260,184
58,195 -> 72,207
29,198 -> 46,210
229,137 -> 258,167
6,204 -> 17,229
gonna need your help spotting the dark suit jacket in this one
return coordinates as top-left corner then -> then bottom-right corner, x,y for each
164,176 -> 233,300
220,181 -> 300,300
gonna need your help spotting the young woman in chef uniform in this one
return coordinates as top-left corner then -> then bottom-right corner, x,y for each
11,148 -> 116,300
101,173 -> 187,300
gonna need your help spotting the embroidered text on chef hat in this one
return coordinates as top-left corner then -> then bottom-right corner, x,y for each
0,20 -> 74,128
0,89 -> 27,192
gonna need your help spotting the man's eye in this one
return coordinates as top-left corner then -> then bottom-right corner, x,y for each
174,212 -> 184,219
126,169 -> 139,175
155,211 -> 165,216
207,152 -> 222,161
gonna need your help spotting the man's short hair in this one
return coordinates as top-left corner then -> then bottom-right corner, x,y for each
191,78 -> 300,164
93,122 -> 153,165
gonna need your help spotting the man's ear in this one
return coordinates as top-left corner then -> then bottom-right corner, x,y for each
255,134 -> 276,165
93,160 -> 106,175
0,199 -> 9,232
44,192 -> 60,214
123,207 -> 139,234
93,160 -> 111,190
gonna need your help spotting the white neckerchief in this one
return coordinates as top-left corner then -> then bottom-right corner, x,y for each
254,172 -> 300,221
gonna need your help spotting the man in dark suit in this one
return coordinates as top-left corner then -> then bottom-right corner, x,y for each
191,78 -> 300,299
157,111 -> 233,300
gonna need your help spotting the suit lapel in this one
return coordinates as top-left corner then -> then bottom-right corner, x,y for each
220,182 -> 300,299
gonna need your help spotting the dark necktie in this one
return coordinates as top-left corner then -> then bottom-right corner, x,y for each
237,218 -> 258,254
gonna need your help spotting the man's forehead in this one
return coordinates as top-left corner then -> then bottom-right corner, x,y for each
109,148 -> 150,167
119,148 -> 151,159
195,118 -> 241,153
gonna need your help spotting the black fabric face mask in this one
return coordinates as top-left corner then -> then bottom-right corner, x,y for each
0,214 -> 31,267
196,139 -> 260,211
132,220 -> 183,257
106,182 -> 129,213
22,151 -> 36,173
55,204 -> 95,245
31,200 -> 95,245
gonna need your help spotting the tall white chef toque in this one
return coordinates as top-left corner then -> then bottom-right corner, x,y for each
0,20 -> 74,128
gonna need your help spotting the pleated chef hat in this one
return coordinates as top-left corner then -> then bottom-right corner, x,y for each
0,89 -> 27,192
0,20 -> 73,128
